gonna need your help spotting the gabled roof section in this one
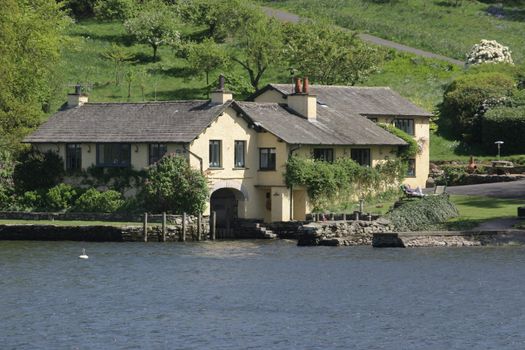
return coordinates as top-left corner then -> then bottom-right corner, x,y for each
24,100 -> 231,143
233,101 -> 406,146
252,84 -> 433,117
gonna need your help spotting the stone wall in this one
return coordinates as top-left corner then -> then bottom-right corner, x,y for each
297,218 -> 394,246
0,215 -> 210,242
373,230 -> 525,247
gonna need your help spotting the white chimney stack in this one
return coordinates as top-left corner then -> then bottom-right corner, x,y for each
287,77 -> 316,121
67,84 -> 88,108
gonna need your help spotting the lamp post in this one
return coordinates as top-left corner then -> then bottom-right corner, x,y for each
495,141 -> 504,159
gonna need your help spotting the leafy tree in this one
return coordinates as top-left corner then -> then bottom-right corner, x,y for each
178,0 -> 260,42
231,16 -> 284,91
284,21 -> 380,85
439,72 -> 516,142
94,0 -> 136,21
0,150 -> 15,210
124,66 -> 135,99
61,0 -> 96,18
144,155 -> 209,214
100,44 -> 134,86
0,0 -> 68,153
124,0 -> 181,61
13,150 -> 64,194
185,38 -> 230,89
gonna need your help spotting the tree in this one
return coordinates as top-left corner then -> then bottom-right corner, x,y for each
178,0 -> 260,42
101,44 -> 134,86
124,0 -> 181,61
0,0 -> 69,153
284,21 -> 380,85
13,150 -> 64,194
185,38 -> 230,89
439,72 -> 516,142
231,17 -> 284,91
144,155 -> 209,214
94,0 -> 136,21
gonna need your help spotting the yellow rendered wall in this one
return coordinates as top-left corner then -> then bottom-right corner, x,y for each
188,107 -> 264,219
373,116 -> 430,188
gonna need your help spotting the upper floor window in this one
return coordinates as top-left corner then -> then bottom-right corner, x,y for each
394,118 -> 415,136
351,148 -> 371,167
234,140 -> 246,168
66,143 -> 81,171
407,159 -> 416,177
96,143 -> 131,167
149,143 -> 167,165
260,148 -> 276,170
313,148 -> 334,162
209,140 -> 221,168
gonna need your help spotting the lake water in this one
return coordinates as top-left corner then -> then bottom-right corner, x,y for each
1,240 -> 525,350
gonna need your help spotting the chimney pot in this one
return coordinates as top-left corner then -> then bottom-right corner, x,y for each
218,74 -> 225,91
294,77 -> 302,94
302,77 -> 309,94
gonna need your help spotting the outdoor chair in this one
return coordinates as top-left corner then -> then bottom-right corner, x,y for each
400,184 -> 426,198
433,185 -> 446,195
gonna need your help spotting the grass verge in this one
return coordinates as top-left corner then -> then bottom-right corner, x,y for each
0,219 -> 143,227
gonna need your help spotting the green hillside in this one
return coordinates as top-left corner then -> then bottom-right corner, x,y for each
263,0 -> 525,63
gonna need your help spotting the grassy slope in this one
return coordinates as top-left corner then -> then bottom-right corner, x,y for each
61,20 -> 289,104
264,0 -> 525,63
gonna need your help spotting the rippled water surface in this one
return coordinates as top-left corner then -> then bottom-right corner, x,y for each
1,240 -> 525,349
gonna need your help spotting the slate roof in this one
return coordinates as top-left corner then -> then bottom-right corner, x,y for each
233,101 -> 406,146
24,101 -> 230,143
259,84 -> 433,117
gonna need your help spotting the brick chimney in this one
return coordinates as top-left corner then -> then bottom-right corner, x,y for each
67,84 -> 88,108
210,75 -> 233,104
287,77 -> 316,121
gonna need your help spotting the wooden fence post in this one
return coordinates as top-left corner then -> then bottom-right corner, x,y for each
197,213 -> 202,241
211,211 -> 216,241
181,212 -> 187,242
143,212 -> 148,242
162,212 -> 166,242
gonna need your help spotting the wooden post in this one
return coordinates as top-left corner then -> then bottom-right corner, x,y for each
197,213 -> 202,241
211,211 -> 216,240
343,213 -> 347,221
162,212 -> 166,242
181,212 -> 187,242
143,212 -> 148,242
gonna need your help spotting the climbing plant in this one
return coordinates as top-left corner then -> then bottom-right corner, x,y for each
285,156 -> 405,211
377,123 -> 419,160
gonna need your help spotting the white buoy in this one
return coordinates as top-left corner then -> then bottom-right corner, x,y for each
79,248 -> 88,259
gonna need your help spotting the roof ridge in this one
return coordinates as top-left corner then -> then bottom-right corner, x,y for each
271,83 -> 391,90
84,100 -> 210,105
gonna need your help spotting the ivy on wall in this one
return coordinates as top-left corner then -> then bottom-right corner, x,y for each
285,156 -> 406,211
377,123 -> 419,160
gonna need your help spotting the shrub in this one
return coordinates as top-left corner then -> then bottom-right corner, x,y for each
17,191 -> 44,212
0,150 -> 15,210
387,195 -> 459,231
45,184 -> 78,211
94,0 -> 136,21
74,188 -> 124,213
144,155 -> 209,214
439,72 -> 516,141
466,40 -> 513,66
13,150 -> 64,194
482,106 -> 525,155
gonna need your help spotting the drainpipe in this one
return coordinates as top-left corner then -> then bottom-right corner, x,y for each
288,144 -> 302,220
183,144 -> 203,173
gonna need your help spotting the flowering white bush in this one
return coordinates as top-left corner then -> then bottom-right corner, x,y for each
466,39 -> 513,66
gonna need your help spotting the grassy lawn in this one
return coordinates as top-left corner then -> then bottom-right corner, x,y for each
0,219 -> 143,227
446,195 -> 525,230
263,0 -> 525,63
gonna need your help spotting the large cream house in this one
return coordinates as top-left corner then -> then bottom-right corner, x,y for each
25,78 -> 431,224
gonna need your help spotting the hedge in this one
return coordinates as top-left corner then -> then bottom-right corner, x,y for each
387,195 -> 459,231
482,106 -> 525,154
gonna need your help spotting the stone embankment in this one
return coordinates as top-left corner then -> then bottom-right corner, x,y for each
373,230 -> 525,247
297,218 -> 394,246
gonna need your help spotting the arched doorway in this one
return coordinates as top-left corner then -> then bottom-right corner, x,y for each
210,188 -> 244,229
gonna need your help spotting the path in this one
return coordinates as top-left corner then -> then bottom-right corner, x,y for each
262,7 -> 464,66
473,218 -> 521,231
441,180 -> 525,199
